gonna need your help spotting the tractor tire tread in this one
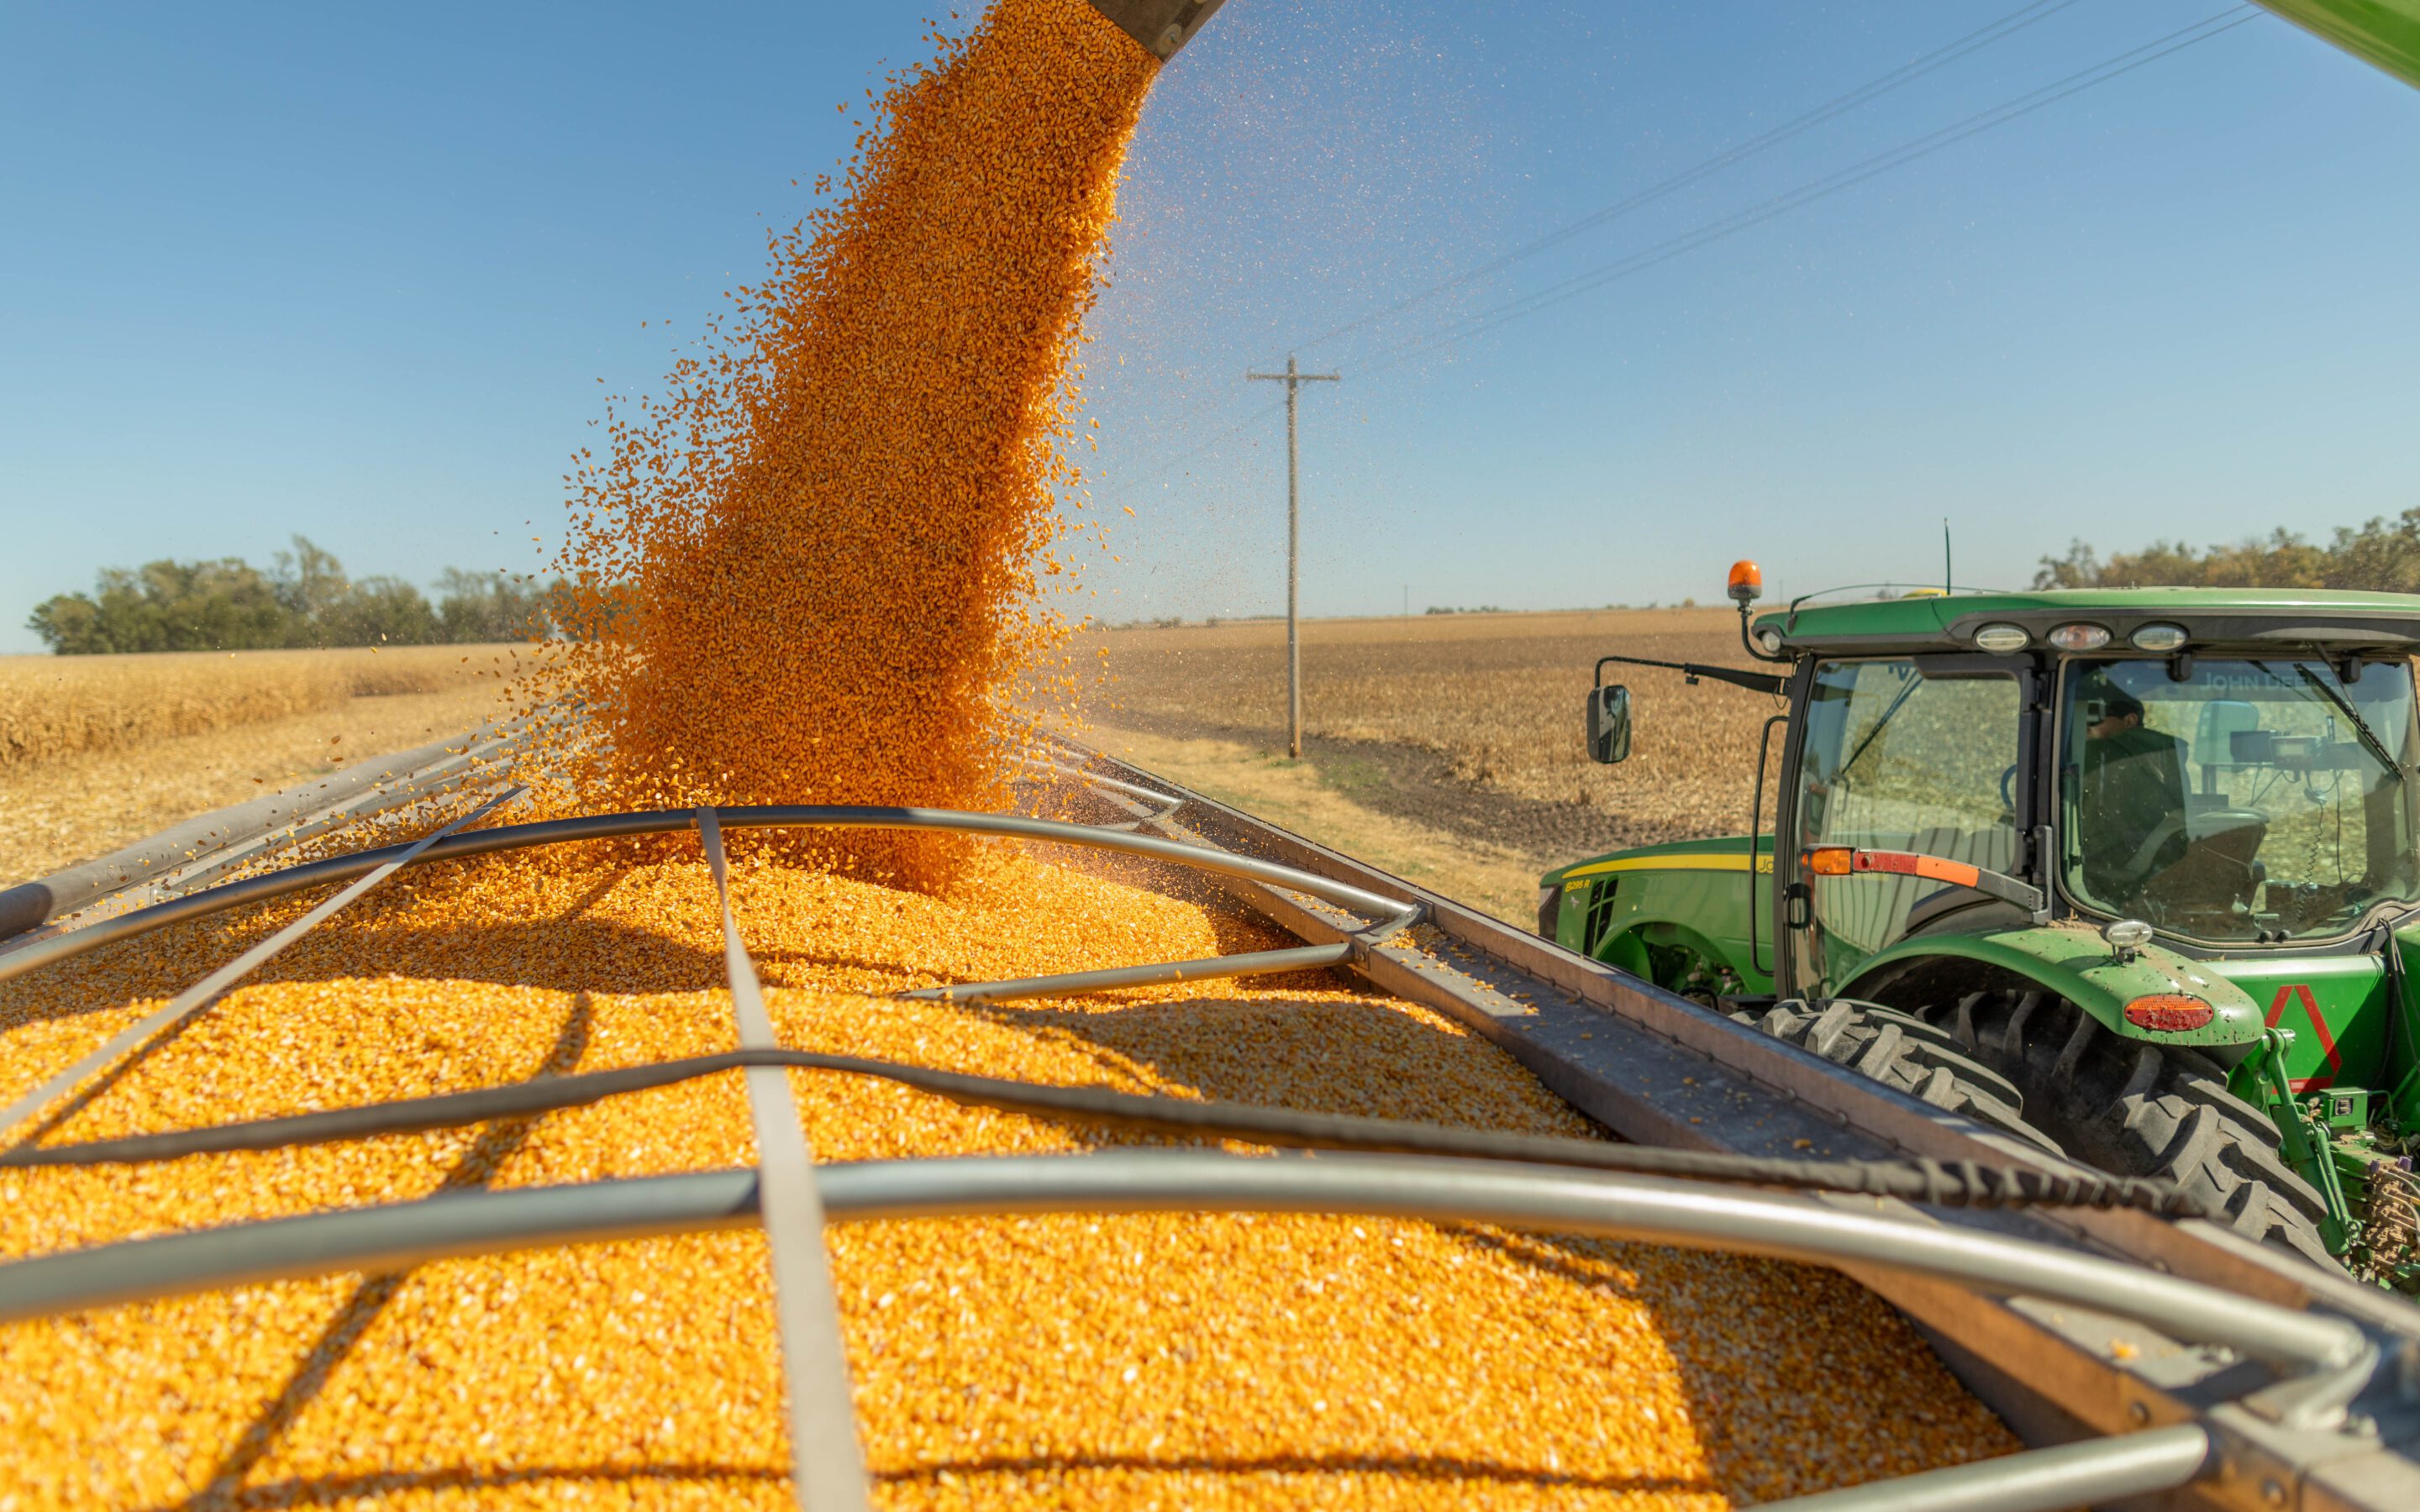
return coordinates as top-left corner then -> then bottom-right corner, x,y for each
1914,990 -> 2337,1270
1735,998 -> 2056,1152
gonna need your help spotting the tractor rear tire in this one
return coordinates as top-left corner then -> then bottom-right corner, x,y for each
1731,998 -> 2060,1153
1913,990 -> 2337,1270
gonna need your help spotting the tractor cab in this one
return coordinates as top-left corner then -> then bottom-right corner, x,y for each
1790,631 -> 2420,985
1545,569 -> 2420,1284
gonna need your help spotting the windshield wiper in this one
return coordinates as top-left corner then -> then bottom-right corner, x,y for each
1835,671 -> 1924,786
2268,658 -> 2403,776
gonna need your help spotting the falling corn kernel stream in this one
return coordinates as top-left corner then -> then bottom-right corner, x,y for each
0,0 -> 2020,1506
525,0 -> 1155,889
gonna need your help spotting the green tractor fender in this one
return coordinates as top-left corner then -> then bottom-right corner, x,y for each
1597,916 -> 1759,1000
1545,840 -> 1776,998
1837,922 -> 2268,1053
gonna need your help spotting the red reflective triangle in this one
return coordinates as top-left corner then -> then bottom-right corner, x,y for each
2262,983 -> 2340,1093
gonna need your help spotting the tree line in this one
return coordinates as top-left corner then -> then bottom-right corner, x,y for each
39,507 -> 2419,654
26,538 -> 566,654
2036,506 -> 2420,591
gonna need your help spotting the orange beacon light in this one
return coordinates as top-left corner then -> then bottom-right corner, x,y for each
1727,559 -> 1764,604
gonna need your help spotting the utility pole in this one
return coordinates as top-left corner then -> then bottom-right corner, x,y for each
1246,353 -> 1339,759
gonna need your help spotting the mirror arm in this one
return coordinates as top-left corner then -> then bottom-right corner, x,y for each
1594,654 -> 1786,697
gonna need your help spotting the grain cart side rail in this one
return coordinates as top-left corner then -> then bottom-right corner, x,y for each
1041,743 -> 2420,1511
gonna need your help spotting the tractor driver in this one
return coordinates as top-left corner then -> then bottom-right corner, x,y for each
2075,677 -> 2192,908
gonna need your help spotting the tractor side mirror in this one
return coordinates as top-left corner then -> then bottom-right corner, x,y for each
1586,685 -> 1634,765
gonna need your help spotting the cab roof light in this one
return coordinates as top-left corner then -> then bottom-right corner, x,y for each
1973,622 -> 2030,654
2123,995 -> 2213,1032
2130,623 -> 2188,653
2049,622 -> 2111,651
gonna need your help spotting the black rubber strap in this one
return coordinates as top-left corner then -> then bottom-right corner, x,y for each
3,1047 -> 2209,1220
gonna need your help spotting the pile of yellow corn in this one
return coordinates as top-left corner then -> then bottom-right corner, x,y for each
0,848 -> 2016,1508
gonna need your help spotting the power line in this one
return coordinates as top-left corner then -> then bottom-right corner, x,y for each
1288,0 -> 2090,360
1351,6 -> 2261,380
1093,4 -> 2262,512
1160,1 -> 2092,496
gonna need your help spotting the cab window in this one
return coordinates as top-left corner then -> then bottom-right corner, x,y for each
2059,659 -> 2420,942
1796,660 -> 2020,984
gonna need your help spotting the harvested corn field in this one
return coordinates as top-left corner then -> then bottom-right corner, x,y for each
0,649 -> 513,884
0,646 -> 507,771
0,842 -> 2016,1509
1076,609 -> 1779,890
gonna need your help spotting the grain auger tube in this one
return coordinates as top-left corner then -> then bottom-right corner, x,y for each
1082,0 -> 1228,60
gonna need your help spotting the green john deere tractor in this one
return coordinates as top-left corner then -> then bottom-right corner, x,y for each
1539,0 -> 2420,1284
1542,574 -> 2420,1284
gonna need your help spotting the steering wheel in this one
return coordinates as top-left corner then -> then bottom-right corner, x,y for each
1998,763 -> 2019,810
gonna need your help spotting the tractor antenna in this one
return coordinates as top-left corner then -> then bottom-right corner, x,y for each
1943,519 -> 1953,595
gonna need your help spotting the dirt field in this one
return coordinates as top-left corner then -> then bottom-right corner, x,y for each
1073,608 -> 1782,922
0,648 -> 516,884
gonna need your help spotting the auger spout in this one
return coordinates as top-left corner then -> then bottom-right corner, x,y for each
1083,0 -> 1229,61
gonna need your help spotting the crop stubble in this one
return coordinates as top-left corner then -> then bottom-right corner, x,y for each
1079,608 -> 1781,859
0,648 -> 513,884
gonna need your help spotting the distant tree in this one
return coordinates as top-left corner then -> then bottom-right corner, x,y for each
2032,539 -> 2103,589
26,558 -> 292,654
266,535 -> 445,647
434,568 -> 558,643
2323,509 -> 2420,594
24,593 -> 104,654
24,535 -> 554,654
2037,512 -> 2420,592
318,576 -> 441,646
270,536 -> 353,630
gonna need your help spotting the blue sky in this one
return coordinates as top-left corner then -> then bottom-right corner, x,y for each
3,1 -> 2414,650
